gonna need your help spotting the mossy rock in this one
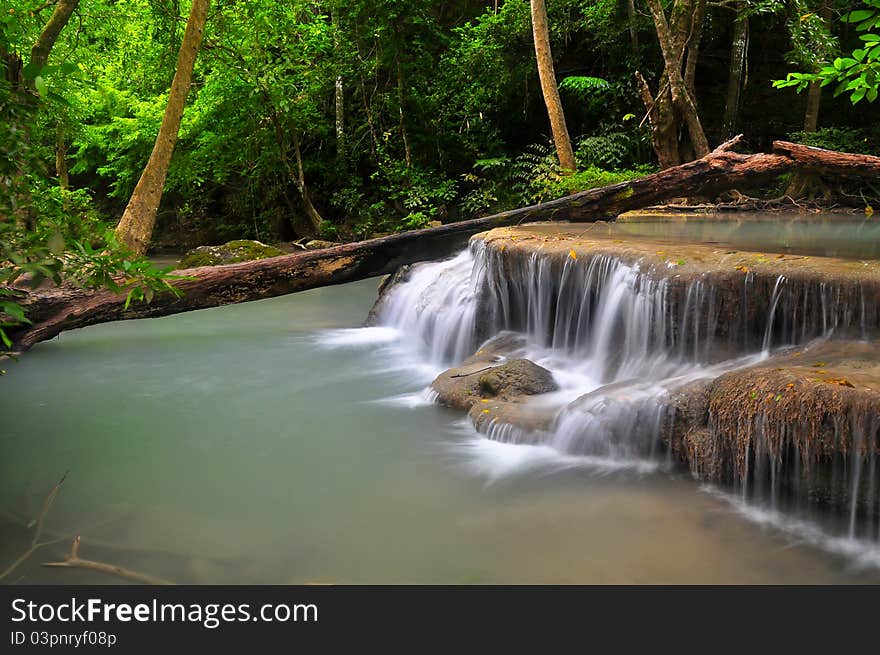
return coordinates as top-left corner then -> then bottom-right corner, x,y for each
477,359 -> 557,398
179,240 -> 284,268
431,357 -> 558,411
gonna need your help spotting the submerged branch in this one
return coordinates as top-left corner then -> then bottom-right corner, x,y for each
43,536 -> 176,585
0,471 -> 68,581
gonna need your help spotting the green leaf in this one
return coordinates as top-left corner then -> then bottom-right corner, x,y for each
846,10 -> 876,23
21,62 -> 42,80
34,76 -> 47,95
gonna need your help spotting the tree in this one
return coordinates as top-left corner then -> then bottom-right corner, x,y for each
28,0 -> 80,76
637,0 -> 710,168
530,0 -> 576,172
721,3 -> 749,138
114,0 -> 210,255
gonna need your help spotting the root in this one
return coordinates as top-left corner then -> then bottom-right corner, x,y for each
43,536 -> 175,586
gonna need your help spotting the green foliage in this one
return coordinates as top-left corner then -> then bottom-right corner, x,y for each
558,76 -> 612,99
576,125 -> 652,171
774,0 -> 880,105
458,142 -> 651,210
787,127 -> 879,154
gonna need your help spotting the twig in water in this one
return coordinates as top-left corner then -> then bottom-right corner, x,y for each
0,471 -> 69,581
43,536 -> 175,585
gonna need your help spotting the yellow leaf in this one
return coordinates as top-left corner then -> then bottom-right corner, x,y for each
866,205 -> 874,217
482,409 -> 490,414
569,250 -> 577,260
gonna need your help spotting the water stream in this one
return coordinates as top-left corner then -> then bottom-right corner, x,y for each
3,217 -> 880,583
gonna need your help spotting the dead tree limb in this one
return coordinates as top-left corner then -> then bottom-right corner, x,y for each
0,472 -> 68,581
6,138 -> 880,353
43,536 -> 175,585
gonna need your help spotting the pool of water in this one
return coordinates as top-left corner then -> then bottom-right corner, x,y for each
570,211 -> 880,259
3,275 -> 880,584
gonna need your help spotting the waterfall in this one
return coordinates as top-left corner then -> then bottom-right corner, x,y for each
376,240 -> 868,381
373,240 -> 880,552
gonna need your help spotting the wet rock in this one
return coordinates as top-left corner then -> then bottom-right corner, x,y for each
659,340 -> 880,516
468,398 -> 556,445
179,240 -> 283,268
431,357 -> 557,412
459,332 -> 528,366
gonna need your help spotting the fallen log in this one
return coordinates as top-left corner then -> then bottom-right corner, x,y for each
6,136 -> 880,352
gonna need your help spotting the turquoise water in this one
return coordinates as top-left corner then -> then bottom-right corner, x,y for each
615,211 -> 880,259
1,277 -> 879,584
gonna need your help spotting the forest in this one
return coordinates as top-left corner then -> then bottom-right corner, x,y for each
3,1 -> 880,588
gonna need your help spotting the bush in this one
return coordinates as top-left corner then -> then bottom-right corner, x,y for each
787,127 -> 879,155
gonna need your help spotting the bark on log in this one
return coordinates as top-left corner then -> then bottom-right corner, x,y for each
6,137 -> 880,353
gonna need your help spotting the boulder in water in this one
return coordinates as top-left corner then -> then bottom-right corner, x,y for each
179,240 -> 284,268
431,356 -> 558,411
468,398 -> 556,444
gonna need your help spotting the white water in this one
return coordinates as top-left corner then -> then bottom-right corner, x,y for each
366,241 -> 880,568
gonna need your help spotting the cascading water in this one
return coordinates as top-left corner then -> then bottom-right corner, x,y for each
373,237 -> 880,563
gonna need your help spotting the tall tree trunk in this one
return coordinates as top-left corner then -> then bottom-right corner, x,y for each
332,6 -> 345,162
29,0 -> 80,73
358,71 -> 379,162
683,0 -> 705,97
55,126 -> 69,190
626,0 -> 640,51
4,0 -> 78,228
802,2 -> 832,134
636,71 -> 680,169
114,0 -> 210,256
803,82 -> 821,133
530,0 -> 577,172
646,0 -> 709,159
395,58 -> 412,171
292,131 -> 325,233
722,7 -> 749,139
335,76 -> 345,159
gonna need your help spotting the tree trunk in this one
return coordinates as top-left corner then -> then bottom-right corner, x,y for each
292,131 -> 325,233
335,75 -> 345,160
644,0 -> 710,164
29,0 -> 80,73
395,58 -> 412,171
530,0 -> 577,172
10,137 -> 880,353
55,126 -> 69,190
626,0 -> 640,51
683,0 -> 705,98
722,8 -> 749,139
332,5 -> 345,162
636,71 -> 680,169
803,82 -> 821,133
114,0 -> 210,256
